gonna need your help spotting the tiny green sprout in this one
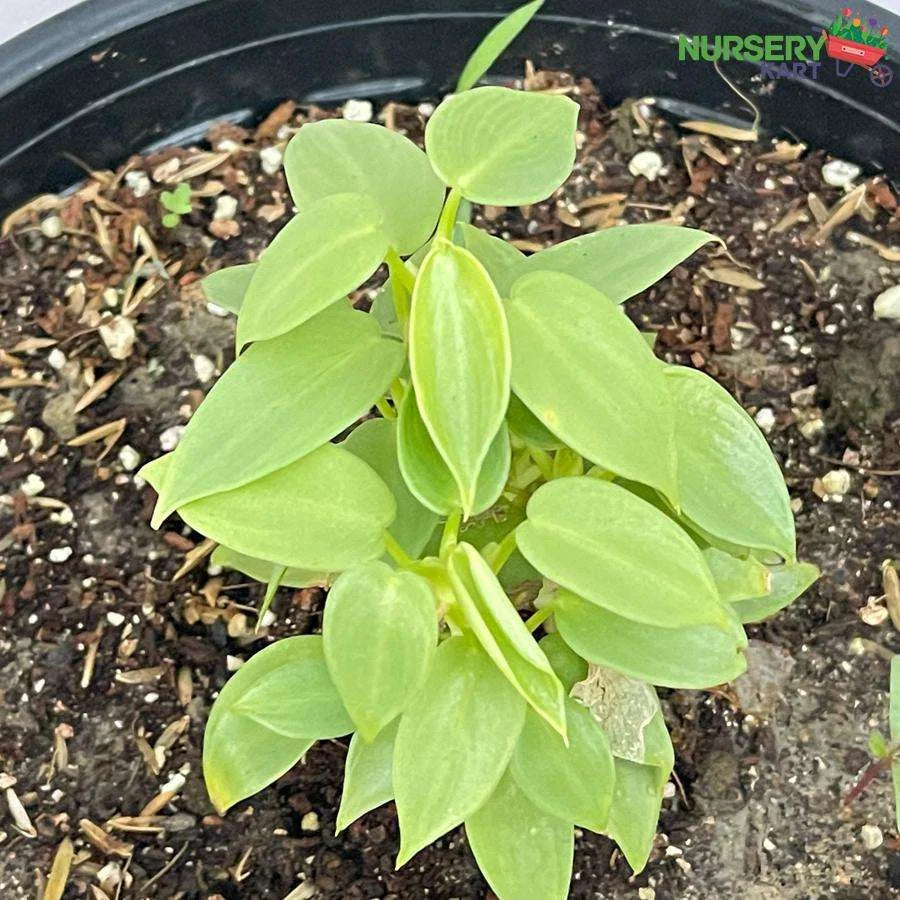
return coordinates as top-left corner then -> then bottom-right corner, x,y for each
139,2 -> 819,897
159,182 -> 192,227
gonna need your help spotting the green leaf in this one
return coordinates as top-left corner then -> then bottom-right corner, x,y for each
336,718 -> 399,832
425,87 -> 578,205
144,444 -> 396,571
606,759 -> 664,874
161,212 -> 180,228
324,561 -> 437,741
409,240 -> 510,516
284,119 -> 445,255
731,561 -> 819,623
506,271 -> 677,501
236,192 -> 389,346
664,365 -> 796,561
343,418 -> 440,558
455,221 -> 525,295
465,767 -> 573,900
145,303 -> 404,522
554,588 -> 748,689
869,730 -> 889,759
393,636 -> 526,866
517,477 -> 727,629
369,281 -> 401,338
506,393 -> 563,450
448,542 -> 566,737
397,388 -> 510,516
891,656 -> 900,832
204,635 -> 352,812
539,633 -> 588,692
456,0 -> 544,91
210,544 -> 329,589
202,263 -> 258,315
510,698 -> 615,832
510,225 -> 717,304
642,710 -> 675,779
703,547 -> 772,603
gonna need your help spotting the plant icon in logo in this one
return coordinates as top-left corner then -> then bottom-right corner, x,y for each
825,7 -> 892,86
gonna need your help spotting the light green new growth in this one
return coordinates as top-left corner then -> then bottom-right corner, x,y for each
139,4 -> 819,897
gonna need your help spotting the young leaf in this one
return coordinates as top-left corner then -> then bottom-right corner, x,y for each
425,87 -> 578,205
456,0 -> 544,92
145,303 -> 404,522
284,119 -> 445,255
343,418 -> 440,558
554,588 -> 748,689
539,633 -> 588,692
731,561 -> 819,623
510,224 -> 717,304
236,192 -> 389,346
703,546 -> 772,602
664,365 -> 796,561
393,636 -> 526,867
891,656 -> 900,832
145,444 -> 396,571
447,542 -> 566,737
465,767 -> 573,900
510,698 -> 615,832
517,477 -> 727,629
369,281 -> 401,338
506,393 -> 563,450
202,263 -> 258,314
409,240 -> 511,516
324,561 -> 437,741
211,544 -> 329,589
397,388 -> 510,516
506,271 -> 678,502
455,221 -> 525,295
606,759 -> 664,874
204,636 -> 352,812
336,718 -> 399,832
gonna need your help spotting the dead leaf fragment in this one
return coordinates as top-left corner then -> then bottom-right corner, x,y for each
43,837 -> 74,900
680,120 -> 758,142
74,368 -> 125,413
702,266 -> 765,290
79,818 -> 134,857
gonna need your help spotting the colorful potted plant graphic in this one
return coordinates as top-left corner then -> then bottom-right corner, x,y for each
825,8 -> 892,86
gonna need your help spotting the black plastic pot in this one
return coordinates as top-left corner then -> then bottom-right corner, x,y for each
1,0 -> 898,213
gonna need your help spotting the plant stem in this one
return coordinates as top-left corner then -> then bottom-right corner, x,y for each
525,605 -> 555,633
384,532 -> 414,569
385,247 -> 413,331
486,529 -> 518,573
390,377 -> 407,409
437,188 -> 462,242
440,508 -> 462,557
530,447 -> 554,481
375,397 -> 396,420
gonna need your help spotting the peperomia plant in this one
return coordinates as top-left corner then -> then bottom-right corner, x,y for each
140,3 -> 819,897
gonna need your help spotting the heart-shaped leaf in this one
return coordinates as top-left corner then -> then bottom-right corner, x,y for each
506,271 -> 677,502
393,636 -> 526,867
517,477 -> 727,629
731,560 -> 819,623
202,263 -> 258,315
425,87 -> 578,205
237,192 -> 389,346
284,119 -> 445,255
336,718 -> 399,832
409,239 -> 511,515
145,302 -> 404,522
606,759 -> 664,874
455,221 -> 525,295
539,633 -> 588,692
211,544 -> 329,589
204,636 -> 352,813
324,561 -> 437,741
703,547 -> 772,602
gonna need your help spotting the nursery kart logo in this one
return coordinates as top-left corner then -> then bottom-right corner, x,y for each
678,7 -> 892,88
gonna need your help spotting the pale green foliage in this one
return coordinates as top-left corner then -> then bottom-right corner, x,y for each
137,7 -> 817,898
891,657 -> 900,831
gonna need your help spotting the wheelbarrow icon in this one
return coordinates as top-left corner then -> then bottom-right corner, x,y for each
824,32 -> 893,86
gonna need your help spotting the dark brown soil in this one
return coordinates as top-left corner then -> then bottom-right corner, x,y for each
1,71 -> 899,899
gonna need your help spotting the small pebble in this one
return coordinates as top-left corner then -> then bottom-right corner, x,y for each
47,348 -> 67,370
192,354 -> 216,384
50,506 -> 74,525
99,315 -> 136,360
259,145 -> 283,176
118,445 -> 141,472
40,216 -> 62,239
638,889 -> 656,900
49,546 -> 73,563
0,439 -> 8,458
821,159 -> 860,188
873,285 -> 900,321
206,302 -> 231,318
861,823 -> 883,850
144,692 -> 159,703
25,427 -> 44,450
213,195 -> 239,221
754,407 -> 776,434
342,99 -> 373,122
21,473 -> 45,497
822,468 -> 851,497
159,425 -> 185,452
301,811 -> 320,831
799,418 -> 825,441
628,150 -> 663,181
106,612 -> 126,627
124,170 -> 152,198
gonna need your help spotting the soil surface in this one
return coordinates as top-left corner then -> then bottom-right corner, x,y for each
1,70 -> 899,899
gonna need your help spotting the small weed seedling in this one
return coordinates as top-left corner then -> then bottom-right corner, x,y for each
159,182 -> 192,227
141,3 -> 819,896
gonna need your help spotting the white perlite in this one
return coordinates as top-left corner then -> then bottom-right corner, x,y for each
754,407 -> 776,434
40,216 -> 62,239
821,159 -> 860,188
47,348 -> 67,370
342,99 -> 373,122
192,354 -> 216,384
21,473 -> 45,497
628,150 -> 664,181
821,468 -> 851,496
861,824 -> 883,850
124,170 -> 152,198
99,315 -> 136,360
259,145 -> 284,175
213,195 -> 239,220
118,445 -> 141,471
49,547 -> 73,563
873,285 -> 900,320
159,425 -> 186,452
